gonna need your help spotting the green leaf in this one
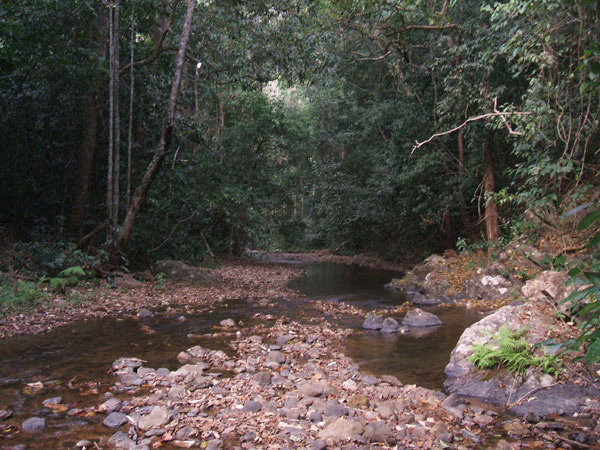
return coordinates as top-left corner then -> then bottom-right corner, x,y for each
586,339 -> 600,364
578,210 -> 600,231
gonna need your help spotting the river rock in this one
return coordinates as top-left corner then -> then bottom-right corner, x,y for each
115,273 -> 144,290
461,263 -> 517,300
103,412 -> 128,429
410,293 -> 446,306
363,421 -> 395,443
0,410 -> 12,420
138,406 -> 171,430
362,315 -> 384,330
380,317 -> 400,334
108,430 -> 136,449
121,372 -> 142,386
100,397 -> 123,413
267,351 -> 286,364
42,396 -> 62,406
401,308 -> 442,327
22,417 -> 45,431
220,318 -> 235,328
318,418 -> 364,439
137,308 -> 153,319
445,302 -> 600,417
154,260 -> 216,286
242,400 -> 262,412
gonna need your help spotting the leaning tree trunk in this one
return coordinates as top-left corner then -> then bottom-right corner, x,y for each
112,0 -> 196,260
483,131 -> 500,255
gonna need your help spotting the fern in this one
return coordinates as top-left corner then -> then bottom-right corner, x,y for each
468,327 -> 561,375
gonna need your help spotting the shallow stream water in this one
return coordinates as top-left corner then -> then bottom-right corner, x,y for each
0,260 -> 484,448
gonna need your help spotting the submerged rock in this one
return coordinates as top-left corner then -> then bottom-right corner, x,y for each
401,308 -> 442,327
103,412 -> 128,429
22,417 -> 45,431
362,314 -> 384,330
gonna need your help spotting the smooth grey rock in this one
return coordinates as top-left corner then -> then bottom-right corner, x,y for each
205,438 -> 223,450
267,351 -> 286,364
362,315 -> 384,330
310,439 -> 327,450
220,318 -> 235,328
380,317 -> 400,334
103,412 -> 128,429
401,308 -> 442,327
175,426 -> 198,440
137,308 -> 153,319
0,410 -> 13,420
324,402 -> 349,417
76,440 -> 92,448
120,372 -> 142,386
276,334 -> 294,346
363,421 -> 395,443
461,429 -> 482,444
108,431 -> 136,449
252,371 -> 272,386
100,397 -> 123,413
168,385 -> 186,401
22,417 -> 45,431
318,418 -> 364,439
242,400 -> 262,413
42,396 -> 62,406
138,406 -> 171,430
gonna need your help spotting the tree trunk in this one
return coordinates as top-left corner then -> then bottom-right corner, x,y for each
483,131 -> 500,255
112,0 -> 196,260
112,0 -> 121,233
69,11 -> 108,237
69,96 -> 99,236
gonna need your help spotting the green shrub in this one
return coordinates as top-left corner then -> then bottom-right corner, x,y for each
468,327 -> 561,376
0,279 -> 48,314
560,205 -> 600,364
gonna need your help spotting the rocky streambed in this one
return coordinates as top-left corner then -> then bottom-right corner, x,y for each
1,257 -> 599,449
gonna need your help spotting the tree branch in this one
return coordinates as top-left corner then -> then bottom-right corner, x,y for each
412,99 -> 532,154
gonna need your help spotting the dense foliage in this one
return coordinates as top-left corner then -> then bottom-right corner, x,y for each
1,0 -> 598,263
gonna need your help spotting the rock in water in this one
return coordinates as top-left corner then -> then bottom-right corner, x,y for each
103,412 -> 128,429
401,308 -> 442,327
362,315 -> 384,330
22,417 -> 45,431
108,430 -> 136,449
380,317 -> 400,334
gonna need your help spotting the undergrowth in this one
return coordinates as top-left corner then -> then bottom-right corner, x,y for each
468,327 -> 561,376
0,278 -> 48,315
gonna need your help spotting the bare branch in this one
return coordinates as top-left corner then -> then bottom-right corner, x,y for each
412,99 -> 532,154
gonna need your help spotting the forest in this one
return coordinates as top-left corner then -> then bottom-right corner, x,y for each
2,0 -> 597,263
1,0 -> 600,449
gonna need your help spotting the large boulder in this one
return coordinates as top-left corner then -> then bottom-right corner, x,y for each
154,260 -> 217,286
445,301 -> 600,417
401,308 -> 442,327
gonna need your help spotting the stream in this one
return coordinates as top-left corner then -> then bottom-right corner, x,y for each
0,261 -> 484,448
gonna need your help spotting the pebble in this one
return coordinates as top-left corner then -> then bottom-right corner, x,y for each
42,396 -> 62,406
76,440 -> 92,448
0,409 -> 13,420
108,430 -> 136,449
